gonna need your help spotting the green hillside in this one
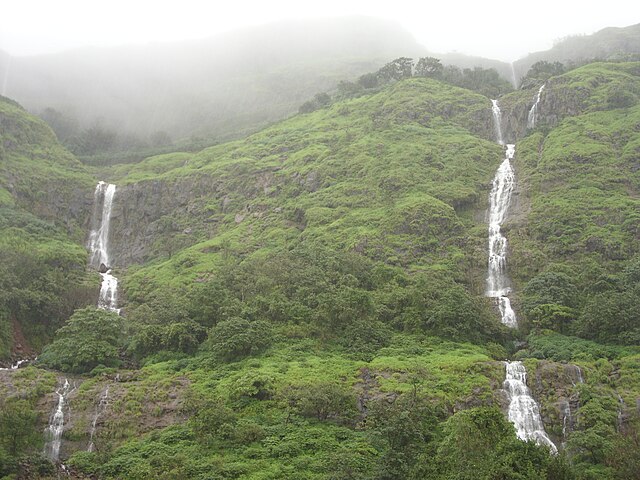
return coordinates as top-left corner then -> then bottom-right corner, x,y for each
0,96 -> 96,357
1,62 -> 640,479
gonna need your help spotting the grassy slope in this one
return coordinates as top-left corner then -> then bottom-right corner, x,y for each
114,78 -> 499,298
0,96 -> 96,357
1,64 -> 640,478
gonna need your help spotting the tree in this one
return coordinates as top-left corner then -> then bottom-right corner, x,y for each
529,304 -> 576,333
522,270 -> 578,331
298,92 -> 332,114
415,407 -> 574,479
376,57 -> 414,83
521,61 -> 565,89
128,321 -> 207,358
0,399 -> 40,458
204,317 -> 272,361
415,57 -> 443,78
357,72 -> 379,89
39,307 -> 123,373
279,381 -> 357,423
365,393 -> 441,479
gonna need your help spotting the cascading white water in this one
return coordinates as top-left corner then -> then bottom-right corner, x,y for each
504,362 -> 558,453
510,62 -> 518,89
560,399 -> 572,447
489,102 -> 555,453
491,100 -> 505,146
486,102 -> 517,327
616,393 -> 625,429
87,182 -> 119,312
44,379 -> 74,461
88,386 -> 110,452
527,84 -> 545,129
0,358 -> 29,370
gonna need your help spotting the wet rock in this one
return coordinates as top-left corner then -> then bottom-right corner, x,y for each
98,263 -> 109,274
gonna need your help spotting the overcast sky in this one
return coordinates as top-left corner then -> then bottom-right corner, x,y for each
1,0 -> 637,61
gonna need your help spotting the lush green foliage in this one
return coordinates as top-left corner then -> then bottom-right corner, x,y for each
307,56 -> 513,109
507,65 -> 640,345
2,60 -> 640,480
0,97 -> 96,357
39,308 -> 123,373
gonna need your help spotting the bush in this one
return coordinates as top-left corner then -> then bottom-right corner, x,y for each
38,307 -> 123,373
204,318 -> 273,361
280,381 -> 358,424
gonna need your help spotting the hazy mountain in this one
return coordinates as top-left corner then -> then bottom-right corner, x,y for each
512,23 -> 640,84
0,17 -> 427,144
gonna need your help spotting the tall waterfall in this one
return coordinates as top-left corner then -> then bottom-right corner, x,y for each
527,84 -> 545,129
504,362 -> 558,453
491,100 -> 504,145
560,399 -> 572,440
88,386 -> 110,452
510,62 -> 518,89
487,100 -> 517,327
489,103 -> 555,452
43,379 -> 74,461
88,182 -> 119,312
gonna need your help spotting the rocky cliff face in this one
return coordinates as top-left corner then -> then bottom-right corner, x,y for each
526,361 -> 584,446
109,176 -> 222,266
498,62 -> 640,143
108,166 -> 287,266
0,96 -> 96,240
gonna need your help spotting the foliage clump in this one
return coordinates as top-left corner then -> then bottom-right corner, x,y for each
39,307 -> 123,373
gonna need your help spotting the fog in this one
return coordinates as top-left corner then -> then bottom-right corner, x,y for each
1,0 -> 636,61
0,3 -> 637,162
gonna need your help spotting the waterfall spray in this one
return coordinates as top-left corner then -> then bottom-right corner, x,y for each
504,362 -> 558,453
488,101 -> 555,451
527,84 -> 545,129
88,386 -> 110,452
88,182 -> 119,312
486,101 -> 517,327
43,379 -> 75,461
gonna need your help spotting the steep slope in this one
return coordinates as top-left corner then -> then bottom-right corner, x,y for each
493,63 -> 640,353
0,96 -> 96,359
499,62 -> 640,141
513,23 -> 640,84
2,63 -> 640,480
105,78 -> 497,267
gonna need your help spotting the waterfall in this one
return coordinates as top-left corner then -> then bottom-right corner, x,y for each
491,100 -> 504,145
571,365 -> 584,385
510,62 -> 518,89
87,182 -> 119,312
0,359 -> 29,370
616,393 -> 625,430
43,379 -> 75,461
527,84 -> 545,129
88,386 -> 110,452
561,400 -> 572,436
486,102 -> 517,327
504,362 -> 558,453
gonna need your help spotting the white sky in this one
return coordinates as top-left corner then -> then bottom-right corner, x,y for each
0,0 -> 638,61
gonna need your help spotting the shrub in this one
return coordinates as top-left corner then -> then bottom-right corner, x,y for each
38,307 -> 122,373
204,318 -> 273,361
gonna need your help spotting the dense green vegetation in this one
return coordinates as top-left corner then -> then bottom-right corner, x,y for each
1,58 -> 640,479
507,65 -> 640,343
300,56 -> 513,114
0,97 -> 96,359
